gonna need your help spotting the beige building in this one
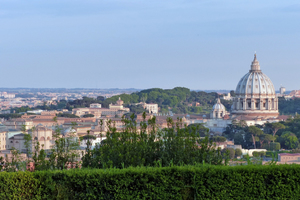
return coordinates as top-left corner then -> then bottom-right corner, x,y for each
72,97 -> 129,118
4,118 -> 33,130
0,131 -> 6,150
28,125 -> 53,150
278,153 -> 300,163
8,133 -> 27,153
8,125 -> 53,153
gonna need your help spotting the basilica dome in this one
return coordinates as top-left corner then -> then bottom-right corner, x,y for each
235,54 -> 275,96
231,54 -> 279,118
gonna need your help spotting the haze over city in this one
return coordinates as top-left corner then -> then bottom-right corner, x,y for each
1,0 -> 299,90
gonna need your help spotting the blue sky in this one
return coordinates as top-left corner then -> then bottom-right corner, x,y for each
0,0 -> 299,90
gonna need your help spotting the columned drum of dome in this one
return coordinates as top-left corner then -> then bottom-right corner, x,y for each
231,54 -> 279,118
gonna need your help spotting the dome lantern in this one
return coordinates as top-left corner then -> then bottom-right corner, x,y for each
250,54 -> 261,72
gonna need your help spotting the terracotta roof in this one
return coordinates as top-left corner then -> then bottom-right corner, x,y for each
279,153 -> 300,156
277,115 -> 290,121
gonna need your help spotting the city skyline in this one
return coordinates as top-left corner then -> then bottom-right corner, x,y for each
1,0 -> 299,90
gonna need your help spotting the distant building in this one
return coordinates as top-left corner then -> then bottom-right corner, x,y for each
72,98 -> 129,118
90,103 -> 102,108
80,135 -> 107,150
4,118 -> 34,130
278,153 -> 300,163
221,93 -> 233,101
280,86 -> 286,95
288,90 -> 300,98
142,103 -> 158,114
8,125 -> 53,153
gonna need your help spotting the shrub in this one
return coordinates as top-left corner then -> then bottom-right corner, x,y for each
270,142 -> 281,151
235,148 -> 242,157
2,165 -> 300,199
252,151 -> 266,157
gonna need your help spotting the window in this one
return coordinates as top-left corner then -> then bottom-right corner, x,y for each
248,102 -> 251,108
263,103 -> 266,107
256,103 -> 259,108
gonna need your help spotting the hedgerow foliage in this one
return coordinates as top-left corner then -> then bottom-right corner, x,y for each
2,165 -> 300,199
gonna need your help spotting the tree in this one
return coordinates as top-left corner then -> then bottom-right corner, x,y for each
223,148 -> 235,159
97,96 -> 105,101
266,122 -> 286,139
252,151 -> 266,157
230,90 -> 236,97
248,126 -> 263,149
278,131 -> 299,149
235,148 -> 242,157
49,118 -> 80,169
82,114 -> 94,118
263,134 -> 276,149
233,132 -> 244,145
269,142 -> 281,151
211,136 -> 226,145
56,113 -> 80,118
84,112 -> 225,169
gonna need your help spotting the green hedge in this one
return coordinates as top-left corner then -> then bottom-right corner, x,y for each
1,165 -> 300,199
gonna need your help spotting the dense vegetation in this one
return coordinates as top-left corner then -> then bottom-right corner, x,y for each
224,115 -> 300,150
6,88 -> 300,117
83,114 -> 224,168
278,97 -> 300,115
1,113 -> 225,173
2,165 -> 300,199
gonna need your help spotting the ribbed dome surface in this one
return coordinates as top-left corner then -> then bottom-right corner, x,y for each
235,72 -> 275,95
235,54 -> 275,95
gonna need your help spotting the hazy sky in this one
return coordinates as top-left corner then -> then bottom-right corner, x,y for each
0,0 -> 299,90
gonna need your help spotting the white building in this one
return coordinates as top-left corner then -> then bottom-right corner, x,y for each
80,136 -> 107,150
90,103 -> 102,108
142,103 -> 158,114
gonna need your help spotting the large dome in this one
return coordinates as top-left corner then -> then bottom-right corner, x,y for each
235,54 -> 275,96
231,54 -> 279,119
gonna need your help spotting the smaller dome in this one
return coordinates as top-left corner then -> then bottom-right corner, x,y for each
211,98 -> 226,119
212,98 -> 225,111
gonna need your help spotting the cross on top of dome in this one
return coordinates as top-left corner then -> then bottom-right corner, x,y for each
250,53 -> 261,72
